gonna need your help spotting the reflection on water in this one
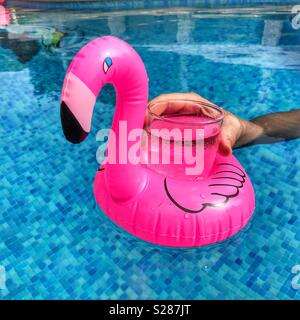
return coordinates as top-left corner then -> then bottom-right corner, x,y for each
0,4 -> 10,27
144,43 -> 300,70
0,4 -> 299,119
0,5 -> 299,83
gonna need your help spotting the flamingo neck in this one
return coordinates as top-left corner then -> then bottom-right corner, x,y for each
104,72 -> 148,201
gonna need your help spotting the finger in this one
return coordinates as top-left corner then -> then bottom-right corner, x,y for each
218,137 -> 233,156
150,92 -> 203,103
148,94 -> 219,119
163,101 -> 217,118
218,114 -> 241,156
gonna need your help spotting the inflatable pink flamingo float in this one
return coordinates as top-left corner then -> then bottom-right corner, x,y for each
61,36 -> 255,247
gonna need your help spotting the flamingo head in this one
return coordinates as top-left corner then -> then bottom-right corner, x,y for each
60,56 -> 113,144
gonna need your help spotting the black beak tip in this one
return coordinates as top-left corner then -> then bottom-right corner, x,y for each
60,101 -> 88,144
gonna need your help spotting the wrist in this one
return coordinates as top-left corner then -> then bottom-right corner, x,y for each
236,119 -> 264,147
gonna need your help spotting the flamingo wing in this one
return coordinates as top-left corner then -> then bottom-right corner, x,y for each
164,162 -> 246,214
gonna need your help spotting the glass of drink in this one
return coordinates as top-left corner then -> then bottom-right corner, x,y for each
142,99 -> 224,179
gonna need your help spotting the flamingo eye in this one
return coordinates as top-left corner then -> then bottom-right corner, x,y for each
103,57 -> 112,74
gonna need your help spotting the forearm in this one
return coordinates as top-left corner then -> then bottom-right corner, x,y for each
236,109 -> 300,148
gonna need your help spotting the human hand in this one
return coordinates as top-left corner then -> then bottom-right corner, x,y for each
146,92 -> 247,156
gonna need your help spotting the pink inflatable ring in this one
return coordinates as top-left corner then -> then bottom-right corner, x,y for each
60,36 -> 255,247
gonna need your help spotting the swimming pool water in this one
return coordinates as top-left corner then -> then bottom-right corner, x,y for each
0,3 -> 300,299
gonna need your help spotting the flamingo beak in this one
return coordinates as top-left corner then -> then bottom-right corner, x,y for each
60,101 -> 88,144
60,71 -> 96,144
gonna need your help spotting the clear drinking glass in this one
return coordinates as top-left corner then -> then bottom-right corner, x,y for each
142,99 -> 224,179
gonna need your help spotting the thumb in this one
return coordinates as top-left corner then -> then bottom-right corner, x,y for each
218,112 -> 241,156
218,128 -> 238,156
218,136 -> 233,156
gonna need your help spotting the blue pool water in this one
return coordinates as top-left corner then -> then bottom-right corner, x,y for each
0,3 -> 300,299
